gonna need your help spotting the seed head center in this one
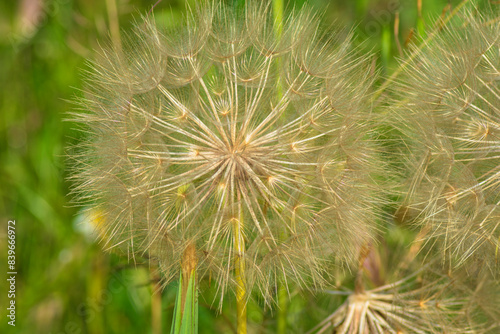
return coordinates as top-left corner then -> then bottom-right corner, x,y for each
219,138 -> 260,180
227,142 -> 247,164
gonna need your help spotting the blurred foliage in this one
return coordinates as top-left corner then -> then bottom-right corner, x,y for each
0,0 -> 492,333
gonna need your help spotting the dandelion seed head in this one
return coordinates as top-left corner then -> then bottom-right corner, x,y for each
312,244 -> 500,334
68,0 -> 381,303
392,6 -> 500,270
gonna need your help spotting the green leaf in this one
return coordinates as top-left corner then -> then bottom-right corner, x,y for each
171,269 -> 198,334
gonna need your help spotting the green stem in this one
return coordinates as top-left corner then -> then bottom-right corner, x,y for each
273,0 -> 284,88
273,0 -> 284,37
277,283 -> 288,334
272,2 -> 288,333
234,208 -> 247,334
105,0 -> 121,51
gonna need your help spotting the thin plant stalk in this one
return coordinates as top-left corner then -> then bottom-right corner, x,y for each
273,1 -> 289,333
416,0 -> 426,38
234,200 -> 247,334
273,0 -> 284,36
105,0 -> 121,51
277,284 -> 288,334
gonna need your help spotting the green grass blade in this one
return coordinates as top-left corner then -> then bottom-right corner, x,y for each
171,269 -> 198,334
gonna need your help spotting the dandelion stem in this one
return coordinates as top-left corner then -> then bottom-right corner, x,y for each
273,0 -> 284,104
273,1 -> 289,332
105,0 -> 121,51
234,199 -> 247,334
273,0 -> 284,37
277,283 -> 288,334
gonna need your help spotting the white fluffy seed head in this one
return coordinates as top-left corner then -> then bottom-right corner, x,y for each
391,5 -> 500,270
314,244 -> 500,334
68,0 -> 382,303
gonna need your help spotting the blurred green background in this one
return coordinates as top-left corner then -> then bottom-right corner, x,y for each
0,0 -> 492,333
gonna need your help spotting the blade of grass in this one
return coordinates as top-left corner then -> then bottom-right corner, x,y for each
417,0 -> 426,38
171,244 -> 198,334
